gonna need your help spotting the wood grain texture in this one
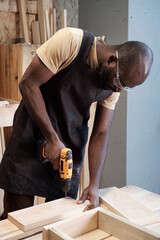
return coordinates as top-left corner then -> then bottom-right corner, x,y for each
38,0 -> 46,44
17,0 -> 30,43
99,187 -> 160,226
8,197 -> 90,232
32,21 -> 41,44
44,208 -> 160,240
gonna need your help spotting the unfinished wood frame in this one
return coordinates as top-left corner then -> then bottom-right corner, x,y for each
43,207 -> 160,240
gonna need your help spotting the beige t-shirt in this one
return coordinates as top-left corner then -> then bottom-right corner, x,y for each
36,27 -> 120,110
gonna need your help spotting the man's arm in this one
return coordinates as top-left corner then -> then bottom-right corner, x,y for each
77,103 -> 114,211
19,55 -> 65,169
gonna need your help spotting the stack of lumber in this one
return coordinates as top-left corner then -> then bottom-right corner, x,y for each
0,0 -> 67,44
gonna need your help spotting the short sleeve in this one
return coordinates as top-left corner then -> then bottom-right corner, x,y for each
98,92 -> 120,110
36,27 -> 83,74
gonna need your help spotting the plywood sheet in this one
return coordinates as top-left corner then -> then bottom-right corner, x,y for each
99,187 -> 160,226
8,197 -> 90,232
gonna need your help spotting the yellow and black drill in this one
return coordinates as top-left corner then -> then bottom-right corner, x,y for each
38,139 -> 73,196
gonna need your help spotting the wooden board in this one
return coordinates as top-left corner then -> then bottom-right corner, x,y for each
32,21 -> 41,44
99,187 -> 160,226
0,219 -> 42,240
17,0 -> 30,43
43,207 -> 160,240
0,98 -> 19,127
8,197 -> 90,232
38,0 -> 46,44
121,185 -> 160,212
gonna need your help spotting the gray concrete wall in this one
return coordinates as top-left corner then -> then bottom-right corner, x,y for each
79,0 -> 160,193
79,0 -> 129,188
126,0 -> 160,194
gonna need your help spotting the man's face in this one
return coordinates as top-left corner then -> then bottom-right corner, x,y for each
99,65 -> 122,92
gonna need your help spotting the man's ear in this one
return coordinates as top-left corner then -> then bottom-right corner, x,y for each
107,55 -> 117,66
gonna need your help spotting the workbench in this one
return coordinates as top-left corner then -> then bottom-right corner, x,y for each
0,185 -> 160,239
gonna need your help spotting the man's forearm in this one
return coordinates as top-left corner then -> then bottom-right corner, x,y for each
88,130 -> 110,188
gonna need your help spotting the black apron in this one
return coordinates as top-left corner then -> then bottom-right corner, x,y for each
0,30 -> 112,199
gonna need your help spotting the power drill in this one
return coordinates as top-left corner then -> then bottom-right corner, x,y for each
38,139 -> 73,196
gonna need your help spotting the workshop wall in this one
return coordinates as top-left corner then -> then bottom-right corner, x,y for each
79,0 -> 160,194
127,0 -> 160,194
79,0 -> 128,189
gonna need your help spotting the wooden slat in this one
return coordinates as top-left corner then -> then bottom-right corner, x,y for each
44,10 -> 51,40
99,210 -> 160,240
17,0 -> 30,43
99,187 -> 160,226
49,8 -> 56,36
0,219 -> 42,240
32,21 -> 41,44
38,0 -> 46,44
62,9 -> 67,28
8,197 -> 90,232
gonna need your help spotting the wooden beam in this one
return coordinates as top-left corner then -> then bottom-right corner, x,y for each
62,9 -> 67,28
38,0 -> 46,44
17,0 -> 30,43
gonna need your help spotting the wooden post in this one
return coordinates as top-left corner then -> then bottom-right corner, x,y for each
50,8 -> 56,36
62,9 -> 67,28
44,10 -> 50,40
17,0 -> 29,43
38,0 -> 47,44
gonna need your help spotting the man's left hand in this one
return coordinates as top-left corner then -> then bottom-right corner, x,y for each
77,186 -> 99,211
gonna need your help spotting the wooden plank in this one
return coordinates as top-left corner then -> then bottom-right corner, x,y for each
17,0 -> 30,43
62,9 -> 67,28
32,21 -> 41,44
0,219 -> 42,240
49,8 -> 56,36
99,210 -> 160,240
8,197 -> 90,232
145,222 -> 160,234
38,0 -> 47,44
121,185 -> 160,212
0,99 -> 19,127
99,187 -> 160,226
74,229 -> 110,240
23,232 -> 42,240
44,10 -> 51,40
0,219 -> 23,240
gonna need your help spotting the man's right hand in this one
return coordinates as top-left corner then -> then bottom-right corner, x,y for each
44,140 -> 65,170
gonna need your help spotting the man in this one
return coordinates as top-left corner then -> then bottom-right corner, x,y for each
0,27 -> 153,219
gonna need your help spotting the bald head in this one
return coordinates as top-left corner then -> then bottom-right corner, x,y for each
117,41 -> 153,87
